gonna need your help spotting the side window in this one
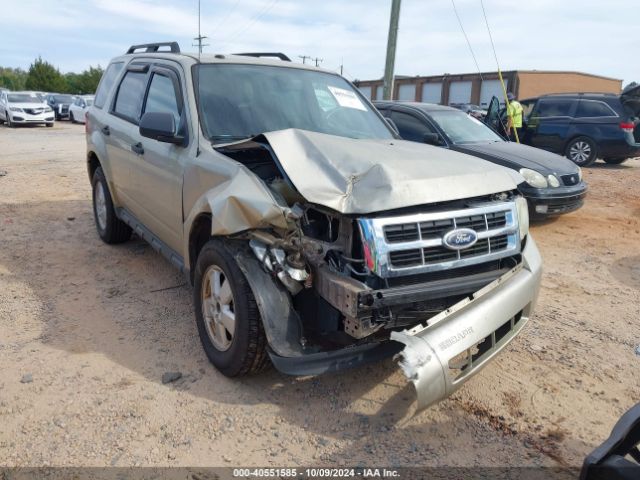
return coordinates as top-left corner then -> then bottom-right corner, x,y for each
534,99 -> 575,118
113,71 -> 148,124
95,62 -> 124,109
575,100 -> 617,118
391,110 -> 435,142
143,73 -> 181,126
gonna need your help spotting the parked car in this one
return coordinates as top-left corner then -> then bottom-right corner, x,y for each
374,101 -> 587,219
485,89 -> 640,167
451,103 -> 487,119
69,95 -> 94,123
46,93 -> 75,120
86,42 -> 541,410
0,91 -> 55,127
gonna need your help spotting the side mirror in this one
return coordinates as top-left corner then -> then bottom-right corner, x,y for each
423,132 -> 442,146
385,117 -> 400,135
139,112 -> 184,145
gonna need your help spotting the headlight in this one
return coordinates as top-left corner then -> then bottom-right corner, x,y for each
547,174 -> 560,188
519,168 -> 548,188
515,196 -> 529,240
9,107 -> 23,112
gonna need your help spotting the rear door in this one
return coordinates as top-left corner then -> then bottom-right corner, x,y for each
526,98 -> 577,153
483,96 -> 503,135
128,64 -> 187,253
106,63 -> 150,212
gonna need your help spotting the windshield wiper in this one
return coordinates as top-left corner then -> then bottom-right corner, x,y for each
210,134 -> 254,144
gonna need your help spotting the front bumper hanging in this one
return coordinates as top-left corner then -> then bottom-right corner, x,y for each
391,236 -> 542,410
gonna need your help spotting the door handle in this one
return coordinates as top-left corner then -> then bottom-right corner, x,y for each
101,125 -> 110,136
131,142 -> 145,155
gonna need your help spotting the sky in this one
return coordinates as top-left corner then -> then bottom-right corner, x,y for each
0,0 -> 636,85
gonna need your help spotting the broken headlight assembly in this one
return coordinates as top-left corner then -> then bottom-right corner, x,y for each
515,195 -> 529,241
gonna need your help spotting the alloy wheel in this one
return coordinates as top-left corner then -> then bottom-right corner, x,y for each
94,181 -> 107,231
201,265 -> 235,351
569,141 -> 592,164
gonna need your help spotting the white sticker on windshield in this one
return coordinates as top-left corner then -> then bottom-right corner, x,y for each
327,86 -> 367,111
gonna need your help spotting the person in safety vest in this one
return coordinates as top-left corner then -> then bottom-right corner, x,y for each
506,92 -> 524,142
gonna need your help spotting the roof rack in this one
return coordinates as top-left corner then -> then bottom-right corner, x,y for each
542,92 -> 617,97
232,52 -> 291,62
126,42 -> 180,54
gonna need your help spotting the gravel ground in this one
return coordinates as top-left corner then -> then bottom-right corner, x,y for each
0,122 -> 639,469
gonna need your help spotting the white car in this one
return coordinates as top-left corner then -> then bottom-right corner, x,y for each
69,95 -> 94,124
0,91 -> 55,127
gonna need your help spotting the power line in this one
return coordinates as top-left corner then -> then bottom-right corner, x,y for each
479,0 -> 501,72
450,0 -> 483,81
217,0 -> 280,46
209,0 -> 242,36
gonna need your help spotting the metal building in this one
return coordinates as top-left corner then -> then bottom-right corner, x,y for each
355,70 -> 622,106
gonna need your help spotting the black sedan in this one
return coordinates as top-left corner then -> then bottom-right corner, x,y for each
46,94 -> 75,120
374,101 -> 588,219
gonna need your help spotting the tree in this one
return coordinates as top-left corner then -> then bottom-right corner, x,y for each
0,67 -> 28,90
25,56 -> 66,92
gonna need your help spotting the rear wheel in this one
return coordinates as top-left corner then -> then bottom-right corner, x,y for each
5,111 -> 13,128
565,136 -> 597,166
91,167 -> 132,244
603,157 -> 627,165
193,240 -> 268,377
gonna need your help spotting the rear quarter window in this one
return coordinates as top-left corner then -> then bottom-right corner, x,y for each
94,62 -> 124,109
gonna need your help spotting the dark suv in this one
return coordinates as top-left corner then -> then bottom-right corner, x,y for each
501,88 -> 640,167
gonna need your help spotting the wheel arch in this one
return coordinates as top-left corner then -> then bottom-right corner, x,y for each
187,212 -> 212,285
563,134 -> 597,156
87,151 -> 101,182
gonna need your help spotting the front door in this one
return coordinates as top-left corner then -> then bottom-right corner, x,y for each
128,66 -> 186,253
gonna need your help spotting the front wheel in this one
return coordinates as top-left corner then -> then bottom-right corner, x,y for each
193,240 -> 268,377
46,122 -> 54,128
91,167 -> 132,244
603,158 -> 627,165
5,111 -> 13,128
70,111 -> 76,123
565,136 -> 597,166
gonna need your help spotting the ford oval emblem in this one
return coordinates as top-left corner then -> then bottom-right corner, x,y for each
443,228 -> 478,250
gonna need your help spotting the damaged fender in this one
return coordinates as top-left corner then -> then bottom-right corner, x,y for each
391,236 -> 542,411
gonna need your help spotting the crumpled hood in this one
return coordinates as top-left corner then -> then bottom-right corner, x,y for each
453,141 -> 580,176
262,129 -> 523,214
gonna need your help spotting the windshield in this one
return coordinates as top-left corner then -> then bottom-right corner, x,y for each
195,64 -> 393,143
85,98 -> 94,106
429,110 -> 503,144
8,94 -> 40,103
53,95 -> 74,102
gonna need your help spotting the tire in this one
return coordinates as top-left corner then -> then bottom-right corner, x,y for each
565,136 -> 597,166
603,157 -> 627,165
70,111 -> 76,123
46,123 -> 54,128
5,111 -> 13,128
193,240 -> 268,377
91,167 -> 132,244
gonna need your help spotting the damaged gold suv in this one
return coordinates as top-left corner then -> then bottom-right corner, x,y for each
86,42 -> 542,409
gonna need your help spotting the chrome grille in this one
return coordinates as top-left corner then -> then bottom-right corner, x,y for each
358,202 -> 520,278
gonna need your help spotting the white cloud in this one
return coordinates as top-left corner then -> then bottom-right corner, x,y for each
0,0 -> 636,84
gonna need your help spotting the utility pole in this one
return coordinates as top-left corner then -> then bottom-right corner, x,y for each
193,0 -> 209,54
340,57 -> 343,76
383,0 -> 402,100
312,57 -> 323,67
298,55 -> 311,64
